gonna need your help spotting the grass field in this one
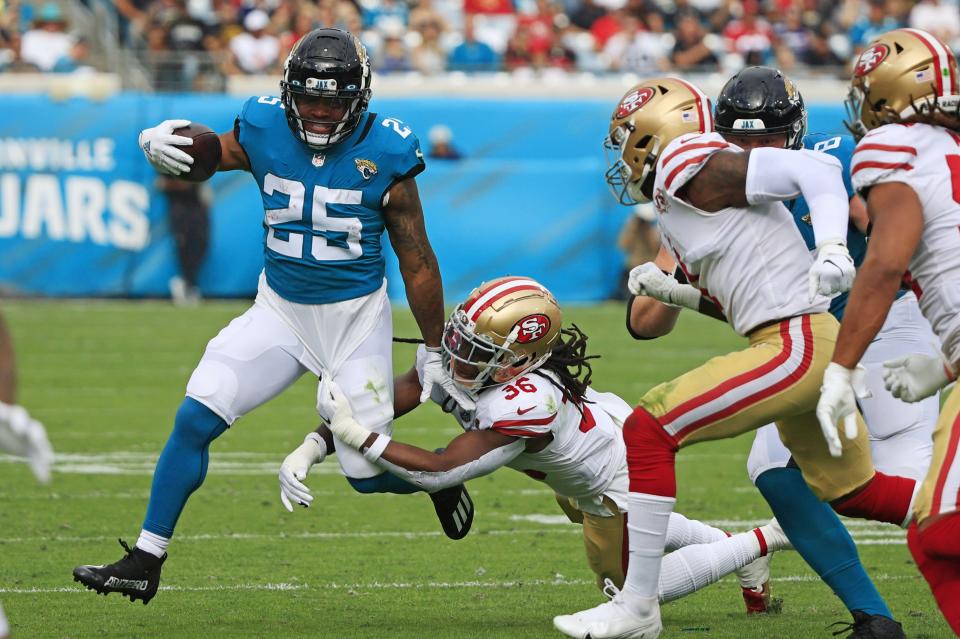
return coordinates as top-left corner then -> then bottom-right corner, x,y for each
0,300 -> 951,638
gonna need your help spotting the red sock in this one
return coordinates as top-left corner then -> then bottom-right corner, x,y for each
832,471 -> 916,526
908,519 -> 960,635
622,406 -> 678,497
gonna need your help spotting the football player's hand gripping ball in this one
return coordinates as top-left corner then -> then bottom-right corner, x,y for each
808,241 -> 855,302
882,353 -> 956,403
421,346 -> 476,411
138,119 -> 195,176
816,363 -> 870,458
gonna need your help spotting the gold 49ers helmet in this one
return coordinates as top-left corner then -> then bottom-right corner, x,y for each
604,77 -> 714,205
845,28 -> 959,138
442,277 -> 562,392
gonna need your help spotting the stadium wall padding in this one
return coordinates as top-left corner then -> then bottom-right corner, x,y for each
0,93 -> 848,303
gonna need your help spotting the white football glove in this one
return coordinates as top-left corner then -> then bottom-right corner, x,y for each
815,362 -> 871,458
279,432 -> 327,512
0,401 -> 53,484
420,346 -> 476,411
808,241 -> 855,303
316,381 -> 373,450
882,353 -> 956,403
628,262 -> 701,311
138,119 -> 194,176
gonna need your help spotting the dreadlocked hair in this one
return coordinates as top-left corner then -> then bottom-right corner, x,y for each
892,94 -> 960,132
538,323 -> 600,411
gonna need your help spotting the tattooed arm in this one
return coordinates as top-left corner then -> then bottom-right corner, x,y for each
384,177 -> 445,347
676,150 -> 751,213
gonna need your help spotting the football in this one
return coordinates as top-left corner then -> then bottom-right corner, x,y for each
174,122 -> 221,182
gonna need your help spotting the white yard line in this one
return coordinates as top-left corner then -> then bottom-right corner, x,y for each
0,573 -> 918,596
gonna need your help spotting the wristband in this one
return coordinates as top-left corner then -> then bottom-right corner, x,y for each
363,434 -> 391,462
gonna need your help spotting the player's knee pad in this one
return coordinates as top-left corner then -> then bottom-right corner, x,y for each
623,407 -> 677,496
185,360 -> 240,424
172,397 -> 228,447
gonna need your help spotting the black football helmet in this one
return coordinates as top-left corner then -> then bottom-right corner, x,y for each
714,66 -> 807,149
280,28 -> 372,149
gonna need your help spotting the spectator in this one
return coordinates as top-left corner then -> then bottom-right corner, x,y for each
504,22 -> 536,70
671,13 -> 718,70
378,29 -> 412,72
409,0 -> 450,34
159,176 -> 210,307
848,0 -> 902,53
543,27 -> 577,69
603,14 -> 670,74
909,0 -> 960,49
589,8 -> 624,49
410,19 -> 447,73
279,7 -> 318,59
614,203 -> 660,300
723,0 -> 774,66
427,124 -> 464,159
362,0 -> 409,32
228,9 -> 280,74
447,14 -> 499,71
20,3 -> 72,72
51,35 -> 95,73
570,0 -> 606,30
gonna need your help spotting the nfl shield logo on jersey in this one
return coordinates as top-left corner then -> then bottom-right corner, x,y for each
312,153 -> 326,167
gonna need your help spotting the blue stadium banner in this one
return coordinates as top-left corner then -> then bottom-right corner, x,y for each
0,93 -> 846,303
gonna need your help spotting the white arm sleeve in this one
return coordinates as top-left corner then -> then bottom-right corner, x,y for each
374,439 -> 527,493
745,146 -> 850,247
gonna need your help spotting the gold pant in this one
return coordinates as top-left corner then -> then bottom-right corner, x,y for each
914,387 -> 960,523
638,313 -> 874,501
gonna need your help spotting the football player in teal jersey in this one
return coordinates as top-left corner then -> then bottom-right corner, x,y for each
73,28 -> 475,604
625,66 -> 936,638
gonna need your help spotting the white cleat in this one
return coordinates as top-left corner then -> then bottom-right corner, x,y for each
553,591 -> 662,639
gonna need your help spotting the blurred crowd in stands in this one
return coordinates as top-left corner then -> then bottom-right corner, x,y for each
0,0 -> 958,89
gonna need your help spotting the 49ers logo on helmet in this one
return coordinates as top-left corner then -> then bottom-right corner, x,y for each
616,87 -> 655,118
514,314 -> 551,344
855,44 -> 889,77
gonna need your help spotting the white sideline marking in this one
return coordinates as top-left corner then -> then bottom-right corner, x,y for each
0,573 -> 918,596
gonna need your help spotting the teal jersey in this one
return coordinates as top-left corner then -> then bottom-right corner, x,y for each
236,96 -> 425,304
786,133 -> 894,320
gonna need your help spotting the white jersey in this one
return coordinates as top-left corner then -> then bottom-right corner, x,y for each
653,132 -> 830,335
414,346 -> 632,508
851,123 -> 960,364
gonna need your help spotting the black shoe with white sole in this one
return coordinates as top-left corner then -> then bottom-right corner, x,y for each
73,538 -> 165,605
830,611 -> 906,639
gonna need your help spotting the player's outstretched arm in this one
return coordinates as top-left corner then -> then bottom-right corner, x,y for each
385,178 -> 475,410
320,381 -> 523,492
384,177 -> 443,347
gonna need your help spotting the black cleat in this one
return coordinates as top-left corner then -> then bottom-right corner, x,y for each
429,483 -> 474,540
830,611 -> 906,638
72,539 -> 166,605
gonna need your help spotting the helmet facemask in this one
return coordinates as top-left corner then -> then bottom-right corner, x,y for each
282,85 -> 370,149
441,307 -> 549,394
603,123 -> 660,205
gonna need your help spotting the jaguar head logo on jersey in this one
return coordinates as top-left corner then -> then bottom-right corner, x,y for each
615,87 -> 656,119
514,314 -> 551,344
854,44 -> 889,78
605,78 -> 713,206
441,277 -> 562,392
355,158 -> 378,179
845,29 -> 959,138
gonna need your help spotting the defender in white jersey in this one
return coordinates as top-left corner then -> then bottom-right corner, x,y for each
816,28 -> 960,635
554,77 -> 922,639
287,276 -> 790,603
